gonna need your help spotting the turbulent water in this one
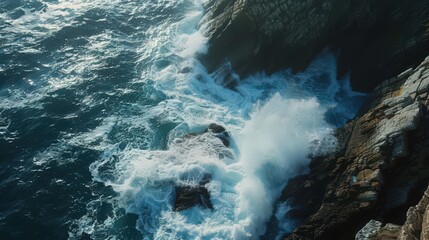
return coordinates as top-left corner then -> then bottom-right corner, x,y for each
0,0 -> 366,239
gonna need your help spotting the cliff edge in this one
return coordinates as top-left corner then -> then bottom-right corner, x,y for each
199,0 -> 429,92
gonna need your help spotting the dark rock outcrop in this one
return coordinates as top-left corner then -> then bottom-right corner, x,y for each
356,185 -> 429,239
207,123 -> 231,147
174,174 -> 213,211
199,0 -> 429,92
173,124 -> 232,211
398,186 -> 429,239
279,56 -> 429,239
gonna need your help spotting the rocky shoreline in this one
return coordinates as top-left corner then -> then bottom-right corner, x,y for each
280,56 -> 429,239
195,1 -> 429,239
198,0 -> 429,92
173,58 -> 429,238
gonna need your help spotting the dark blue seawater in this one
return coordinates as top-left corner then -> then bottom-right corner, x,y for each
0,1 -> 366,239
0,1 -> 192,239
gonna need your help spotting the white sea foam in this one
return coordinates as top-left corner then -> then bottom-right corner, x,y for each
80,0 -> 361,238
89,90 -> 338,239
0,0 -> 364,239
84,6 -> 356,238
233,94 -> 337,237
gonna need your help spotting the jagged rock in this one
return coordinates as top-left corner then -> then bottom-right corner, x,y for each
174,174 -> 213,211
357,186 -> 429,240
379,224 -> 402,240
174,124 -> 233,211
356,220 -> 383,240
199,0 -> 429,91
397,186 -> 429,239
280,56 -> 429,239
207,123 -> 226,133
207,123 -> 231,147
356,220 -> 402,240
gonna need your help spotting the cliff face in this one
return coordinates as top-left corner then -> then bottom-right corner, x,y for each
356,185 -> 429,240
199,0 -> 429,92
279,56 -> 429,239
199,1 -> 429,238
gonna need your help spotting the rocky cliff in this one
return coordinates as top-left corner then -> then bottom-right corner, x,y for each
199,0 -> 429,92
356,184 -> 429,240
278,56 -> 429,239
198,1 -> 429,238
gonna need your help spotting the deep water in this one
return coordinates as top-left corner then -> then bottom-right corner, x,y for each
0,0 -> 366,239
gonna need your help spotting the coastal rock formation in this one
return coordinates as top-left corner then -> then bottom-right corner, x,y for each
356,220 -> 384,240
279,56 -> 429,239
356,185 -> 429,240
356,220 -> 401,240
207,123 -> 231,147
173,124 -> 231,211
199,0 -> 429,91
174,174 -> 213,211
398,186 -> 429,240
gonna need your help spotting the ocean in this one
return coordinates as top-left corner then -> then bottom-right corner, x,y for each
0,0 -> 365,239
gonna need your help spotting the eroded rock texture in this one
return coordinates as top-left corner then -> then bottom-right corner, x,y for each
199,0 -> 429,91
356,220 -> 401,240
280,56 -> 429,239
398,186 -> 429,240
357,186 -> 429,240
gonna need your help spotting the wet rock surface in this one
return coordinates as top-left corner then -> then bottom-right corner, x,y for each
199,0 -> 429,92
207,123 -> 231,147
174,174 -> 213,211
280,56 -> 429,239
173,124 -> 231,212
356,220 -> 402,240
356,220 -> 384,240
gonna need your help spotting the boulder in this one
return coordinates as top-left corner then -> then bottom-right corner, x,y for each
207,123 -> 226,133
173,124 -> 233,211
207,123 -> 231,147
174,174 -> 213,211
356,220 -> 383,240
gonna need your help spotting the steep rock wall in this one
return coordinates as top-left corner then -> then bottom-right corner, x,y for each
199,0 -> 429,92
279,56 -> 429,239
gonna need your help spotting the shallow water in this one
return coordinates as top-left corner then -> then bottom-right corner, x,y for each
0,0 -> 366,239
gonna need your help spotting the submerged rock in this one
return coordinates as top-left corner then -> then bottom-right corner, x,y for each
207,123 -> 226,133
173,124 -> 232,211
207,123 -> 231,147
199,0 -> 429,92
280,56 -> 429,239
174,174 -> 213,211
